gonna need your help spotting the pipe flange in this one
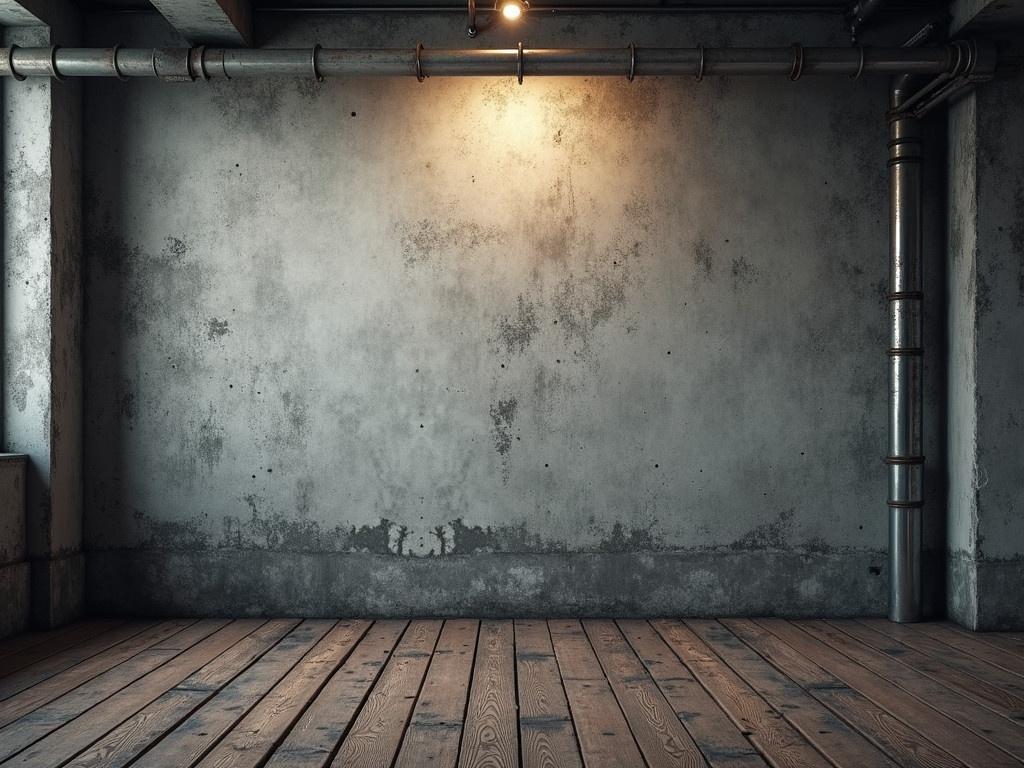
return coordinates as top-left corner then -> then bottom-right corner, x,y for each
517,41 -> 524,84
311,44 -> 323,83
415,43 -> 425,82
48,46 -> 66,82
789,43 -> 804,81
695,45 -> 705,81
6,45 -> 26,81
627,42 -> 636,82
850,46 -> 865,80
111,44 -> 129,81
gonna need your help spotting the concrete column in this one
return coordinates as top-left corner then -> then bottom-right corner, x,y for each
2,19 -> 83,628
946,57 -> 1024,630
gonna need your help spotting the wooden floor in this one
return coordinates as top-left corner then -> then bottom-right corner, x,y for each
0,619 -> 1022,767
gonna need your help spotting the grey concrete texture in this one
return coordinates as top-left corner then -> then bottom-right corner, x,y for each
2,22 -> 86,627
945,59 -> 1024,630
81,13 -> 947,616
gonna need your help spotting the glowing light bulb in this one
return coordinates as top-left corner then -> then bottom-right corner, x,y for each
501,1 -> 523,20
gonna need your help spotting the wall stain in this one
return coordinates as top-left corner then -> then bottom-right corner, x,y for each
397,217 -> 505,267
495,295 -> 540,356
553,239 -> 646,351
489,397 -> 519,483
207,318 -> 230,340
730,255 -> 760,290
693,236 -> 715,280
731,508 -> 794,550
222,500 -> 407,554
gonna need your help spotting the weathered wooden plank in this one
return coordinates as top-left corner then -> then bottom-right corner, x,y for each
914,623 -> 1024,680
652,620 -> 826,768
0,624 -> 85,660
195,620 -> 371,768
687,620 -> 898,768
64,620 -> 299,768
456,620 -> 518,768
619,620 -> 766,768
0,621 -> 196,728
724,619 -> 964,768
0,622 -> 157,702
757,619 -> 1017,768
550,619 -> 645,768
132,620 -> 337,768
394,620 -> 478,768
798,620 -> 1024,762
0,621 -> 125,679
266,620 -> 407,768
849,619 -> 1024,721
3,620 -> 264,768
935,624 -> 1024,657
584,619 -> 706,768
333,620 -> 441,768
514,619 -> 582,768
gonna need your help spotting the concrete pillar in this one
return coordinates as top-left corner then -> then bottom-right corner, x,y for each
2,19 -> 83,628
946,56 -> 1024,630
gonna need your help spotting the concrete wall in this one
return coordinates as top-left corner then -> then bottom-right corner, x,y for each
2,21 -> 85,628
81,13 -> 947,617
946,58 -> 1024,630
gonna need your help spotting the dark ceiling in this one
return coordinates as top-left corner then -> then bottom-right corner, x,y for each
80,0 -> 944,11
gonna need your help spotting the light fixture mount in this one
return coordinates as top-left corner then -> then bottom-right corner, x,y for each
467,0 -> 529,38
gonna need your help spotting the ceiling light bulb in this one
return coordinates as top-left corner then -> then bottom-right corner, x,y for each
501,1 -> 523,20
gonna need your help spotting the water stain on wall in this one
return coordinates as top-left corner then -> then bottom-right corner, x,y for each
495,295 -> 540,356
398,217 -> 506,267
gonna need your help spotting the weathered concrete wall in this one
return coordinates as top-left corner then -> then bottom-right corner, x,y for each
2,21 -> 84,628
0,455 -> 29,638
946,59 -> 1024,630
81,13 -> 946,617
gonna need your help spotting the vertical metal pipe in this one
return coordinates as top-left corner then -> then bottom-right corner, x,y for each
887,75 -> 924,622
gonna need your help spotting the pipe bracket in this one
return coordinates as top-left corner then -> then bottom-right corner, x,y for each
516,41 -> 524,84
695,45 -> 705,81
312,44 -> 323,82
885,456 -> 925,465
851,46 -> 865,80
47,46 -> 66,82
627,42 -> 636,82
888,499 -> 925,508
789,43 -> 804,81
4,46 -> 26,81
415,43 -> 425,82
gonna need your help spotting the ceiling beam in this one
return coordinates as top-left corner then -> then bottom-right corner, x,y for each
952,0 -> 1024,32
0,0 -> 49,25
149,0 -> 252,46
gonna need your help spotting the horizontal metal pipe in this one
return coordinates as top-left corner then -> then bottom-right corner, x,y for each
0,43 -> 968,80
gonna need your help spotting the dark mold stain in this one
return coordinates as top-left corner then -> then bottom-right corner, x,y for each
434,518 -> 568,555
730,255 -> 759,290
398,218 -> 505,267
731,508 -> 794,550
207,318 -> 230,340
596,522 -> 660,553
693,236 -> 715,280
553,240 -> 645,351
222,498 -> 407,555
489,397 -> 519,484
496,295 -> 540,356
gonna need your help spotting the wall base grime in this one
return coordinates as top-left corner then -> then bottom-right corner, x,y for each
86,549 -> 887,618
